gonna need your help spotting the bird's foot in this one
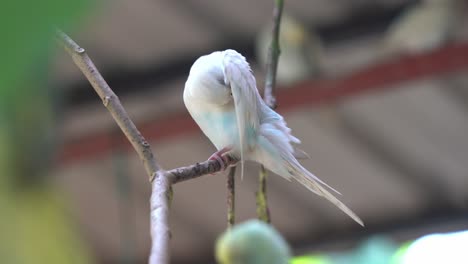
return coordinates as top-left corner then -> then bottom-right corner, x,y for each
208,146 -> 232,173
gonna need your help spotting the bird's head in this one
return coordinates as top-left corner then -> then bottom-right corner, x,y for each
185,51 -> 232,105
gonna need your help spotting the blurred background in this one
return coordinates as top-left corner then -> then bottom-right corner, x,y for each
2,0 -> 468,263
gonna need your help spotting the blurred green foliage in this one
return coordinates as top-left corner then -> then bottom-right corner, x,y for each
0,1 -> 90,92
216,220 -> 291,264
291,255 -> 331,264
0,1 -> 96,263
335,236 -> 397,264
291,236 -> 402,264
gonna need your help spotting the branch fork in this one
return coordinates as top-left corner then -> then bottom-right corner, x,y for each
56,29 -> 237,264
56,0 -> 283,260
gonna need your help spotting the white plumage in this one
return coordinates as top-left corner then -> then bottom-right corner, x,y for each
184,49 -> 363,226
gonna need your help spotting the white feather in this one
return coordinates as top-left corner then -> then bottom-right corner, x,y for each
222,50 -> 262,179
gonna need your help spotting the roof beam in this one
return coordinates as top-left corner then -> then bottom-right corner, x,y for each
62,3 -> 411,107
57,41 -> 468,166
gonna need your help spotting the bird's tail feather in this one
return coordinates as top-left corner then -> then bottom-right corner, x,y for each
287,159 -> 364,226
258,107 -> 363,226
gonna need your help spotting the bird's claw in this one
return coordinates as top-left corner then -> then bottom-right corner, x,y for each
208,147 -> 232,174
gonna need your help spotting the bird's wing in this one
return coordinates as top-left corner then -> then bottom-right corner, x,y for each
260,105 -> 309,160
222,50 -> 263,179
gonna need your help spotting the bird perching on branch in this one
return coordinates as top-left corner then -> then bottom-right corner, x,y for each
183,49 -> 363,226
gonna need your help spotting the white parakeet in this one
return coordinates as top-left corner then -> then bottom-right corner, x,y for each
183,49 -> 363,226
215,220 -> 291,264
256,14 -> 323,86
381,0 -> 463,56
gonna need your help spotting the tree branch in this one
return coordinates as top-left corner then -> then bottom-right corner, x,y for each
257,0 -> 284,223
149,171 -> 171,264
56,29 -> 240,264
55,30 -> 161,180
56,29 -> 171,264
166,156 -> 237,184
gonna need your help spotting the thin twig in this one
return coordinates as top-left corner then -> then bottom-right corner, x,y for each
55,29 -> 170,264
226,167 -> 236,228
256,166 -> 271,223
263,0 -> 284,109
256,0 -> 284,223
167,156 -> 238,184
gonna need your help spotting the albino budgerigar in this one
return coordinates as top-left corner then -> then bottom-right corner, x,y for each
183,49 -> 363,226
